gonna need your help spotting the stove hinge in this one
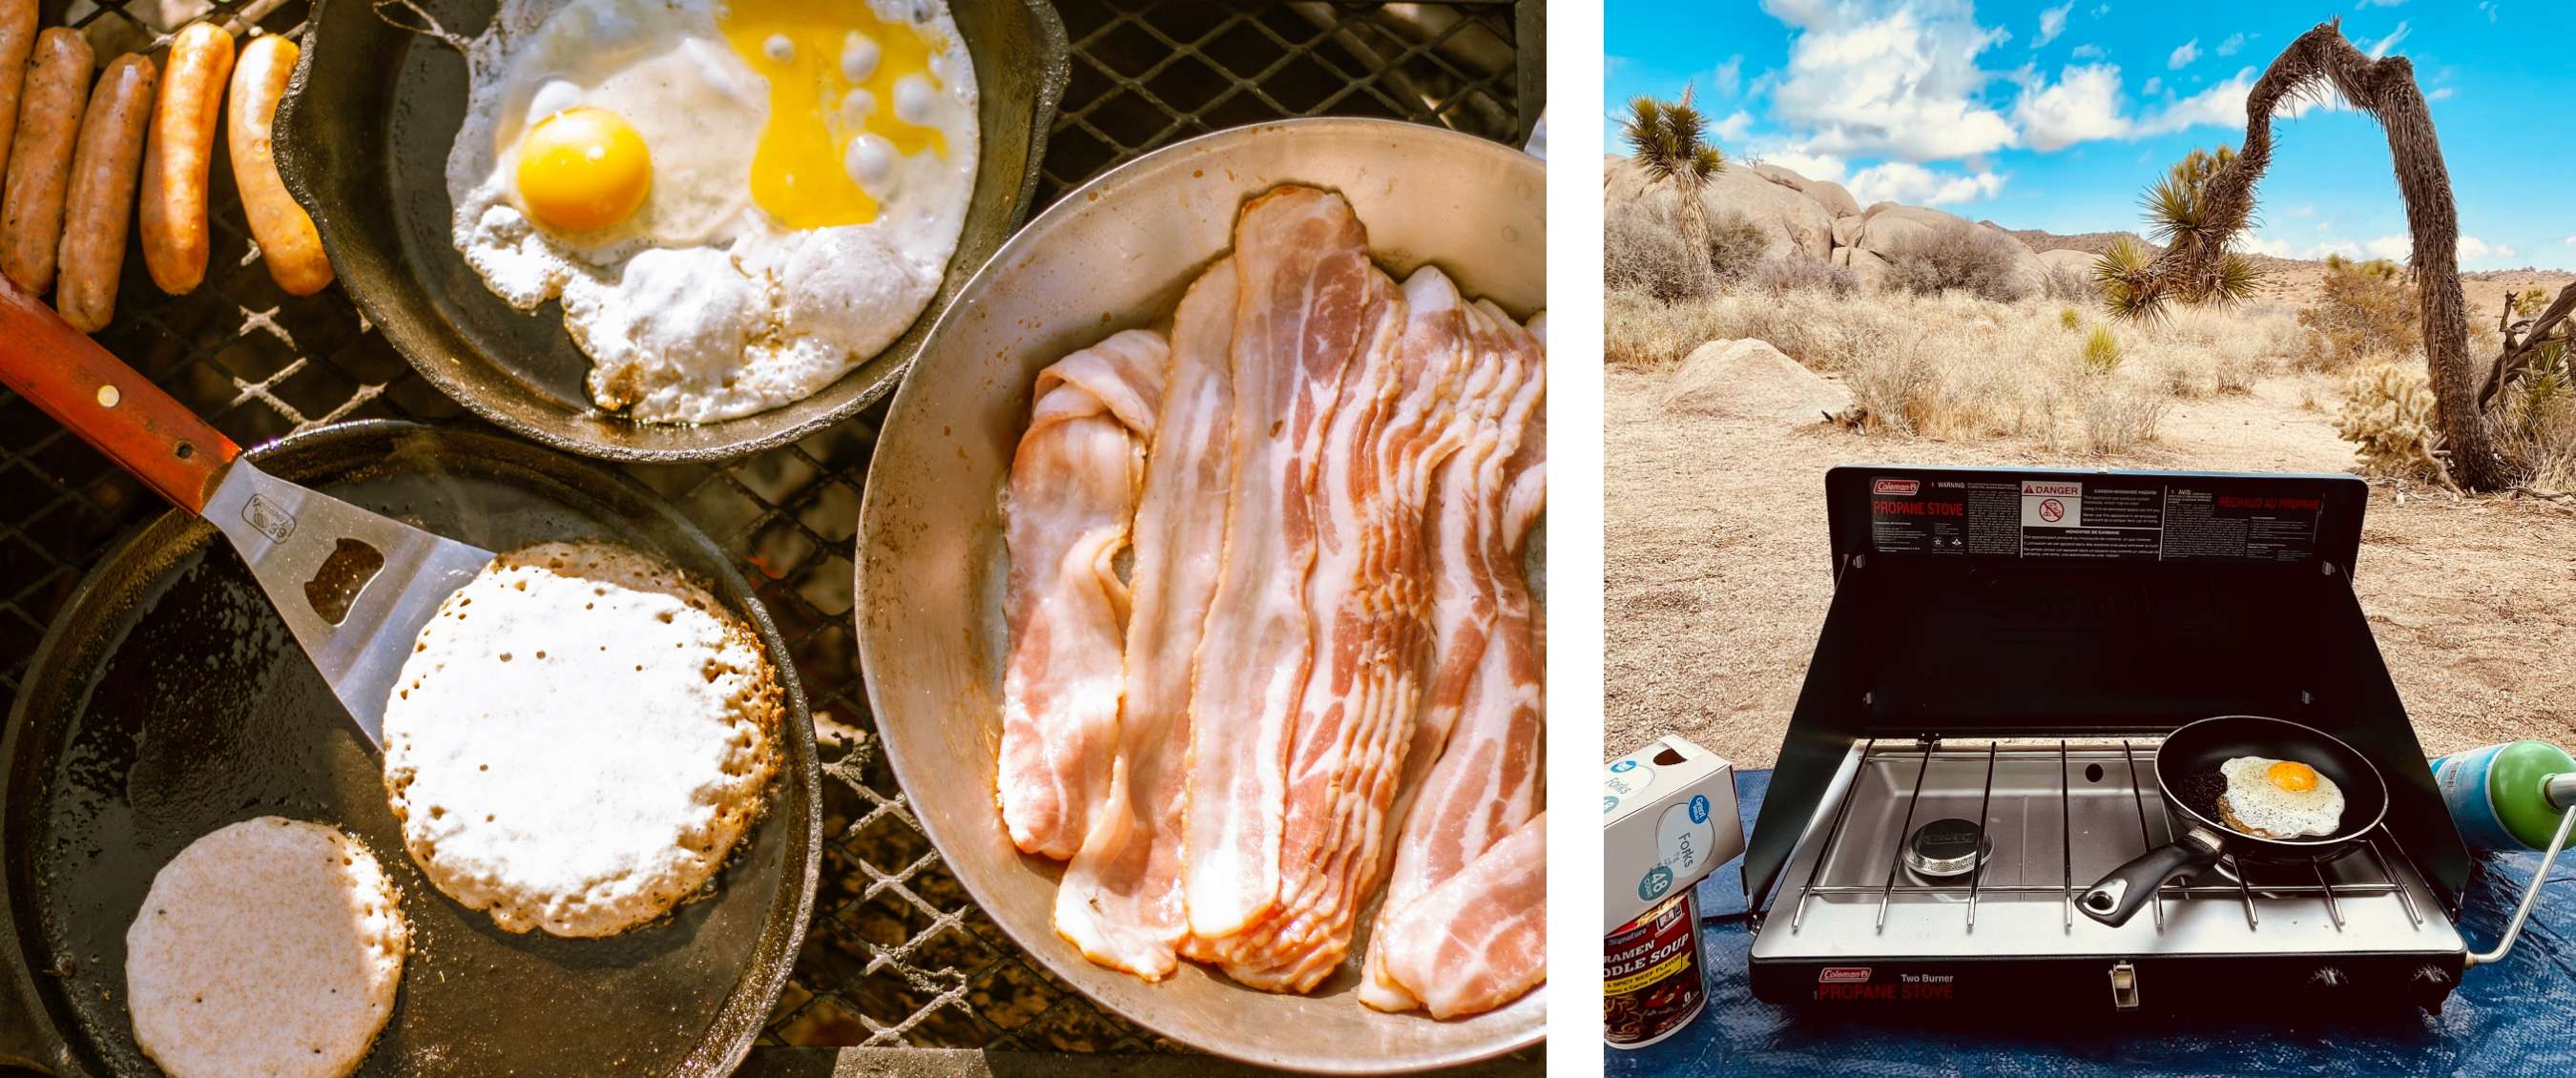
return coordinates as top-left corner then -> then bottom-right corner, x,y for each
2109,960 -> 2140,1011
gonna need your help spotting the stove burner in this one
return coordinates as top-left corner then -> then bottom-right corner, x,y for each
1903,818 -> 1991,879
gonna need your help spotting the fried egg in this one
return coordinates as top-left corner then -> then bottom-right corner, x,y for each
2216,756 -> 2345,839
447,0 -> 980,424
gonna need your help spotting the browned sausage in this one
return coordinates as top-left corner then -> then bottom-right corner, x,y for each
228,34 -> 331,296
1,29 -> 93,295
139,24 -> 234,296
54,54 -> 156,332
0,0 -> 37,192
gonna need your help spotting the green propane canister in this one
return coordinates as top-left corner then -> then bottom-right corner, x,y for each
2433,740 -> 2576,851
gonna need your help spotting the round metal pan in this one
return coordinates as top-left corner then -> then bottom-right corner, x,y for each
271,0 -> 1070,463
0,421 -> 821,1075
854,118 -> 1545,1072
2080,715 -> 2390,927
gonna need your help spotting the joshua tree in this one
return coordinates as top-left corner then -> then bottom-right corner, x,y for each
2095,145 -> 2264,317
1621,84 -> 1725,298
2098,18 -> 2574,491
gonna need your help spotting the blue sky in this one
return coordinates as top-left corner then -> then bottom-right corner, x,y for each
1606,1 -> 2574,270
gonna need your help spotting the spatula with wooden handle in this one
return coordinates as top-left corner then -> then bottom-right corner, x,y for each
0,279 -> 489,745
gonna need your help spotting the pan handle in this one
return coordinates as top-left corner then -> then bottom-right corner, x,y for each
0,276 -> 239,513
2080,827 -> 2227,927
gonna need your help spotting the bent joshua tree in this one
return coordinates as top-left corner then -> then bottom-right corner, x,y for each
2098,18 -> 2574,492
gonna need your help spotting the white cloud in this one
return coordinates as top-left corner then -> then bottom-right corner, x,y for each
2015,64 -> 2129,151
2427,87 -> 2455,101
2071,43 -> 2107,59
2357,0 -> 2407,8
2240,233 -> 2302,259
2367,21 -> 2411,59
2564,236 -> 2576,245
1846,161 -> 2007,205
2480,2 -> 2500,23
2316,240 -> 2363,260
2358,235 -> 2518,262
1759,0 -> 2020,161
2461,237 -> 2518,260
2035,2 -> 2073,47
2136,68 -> 2257,135
1713,110 -> 1756,141
2143,75 -> 2163,94
2092,3 -> 2110,15
2215,32 -> 2249,56
1713,54 -> 1745,98
2365,235 -> 2412,261
2169,38 -> 2199,69
1754,146 -> 1850,182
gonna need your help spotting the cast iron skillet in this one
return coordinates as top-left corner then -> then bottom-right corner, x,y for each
2080,715 -> 2390,927
0,421 -> 821,1075
270,0 -> 1069,463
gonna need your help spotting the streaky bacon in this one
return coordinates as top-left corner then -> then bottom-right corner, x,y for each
1181,188 -> 1384,939
1380,812 -> 1548,1020
1055,260 -> 1237,979
1358,300 -> 1547,1013
1207,266 -> 1477,989
998,330 -> 1170,860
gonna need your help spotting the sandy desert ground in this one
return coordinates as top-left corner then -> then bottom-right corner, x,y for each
1606,363 -> 2576,768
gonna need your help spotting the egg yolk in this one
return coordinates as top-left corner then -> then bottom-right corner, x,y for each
718,0 -> 949,230
2267,760 -> 2320,793
516,107 -> 652,233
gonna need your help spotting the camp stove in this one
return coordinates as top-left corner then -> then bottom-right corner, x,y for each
1743,466 -> 2495,1015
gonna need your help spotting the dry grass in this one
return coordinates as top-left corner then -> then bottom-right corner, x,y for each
1606,286 -> 2302,453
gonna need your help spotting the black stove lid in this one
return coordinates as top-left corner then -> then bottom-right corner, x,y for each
1742,466 -> 2470,913
1828,465 -> 2367,577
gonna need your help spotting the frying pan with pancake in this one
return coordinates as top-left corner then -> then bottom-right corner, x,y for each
0,417 -> 821,1074
2080,715 -> 2389,927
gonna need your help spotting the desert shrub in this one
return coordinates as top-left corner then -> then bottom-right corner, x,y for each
2515,286 -> 2552,319
2082,325 -> 2123,373
2297,255 -> 2418,371
1884,221 -> 2032,303
1747,257 -> 1859,298
1840,338 -> 1938,434
1605,194 -> 1768,301
2076,382 -> 2170,453
2335,361 -> 2445,480
2043,262 -> 2100,304
2060,306 -> 2082,329
2500,343 -> 2576,489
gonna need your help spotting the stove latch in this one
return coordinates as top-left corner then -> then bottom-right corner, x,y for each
2109,961 -> 2140,1010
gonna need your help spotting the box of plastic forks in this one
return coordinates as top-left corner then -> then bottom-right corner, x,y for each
1605,736 -> 1742,932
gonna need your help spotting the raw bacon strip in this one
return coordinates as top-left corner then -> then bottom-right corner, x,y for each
1182,188 -> 1384,938
1209,267 -> 1476,989
1055,260 -> 1237,979
1380,812 -> 1548,1020
997,330 -> 1168,860
1360,300 -> 1548,1012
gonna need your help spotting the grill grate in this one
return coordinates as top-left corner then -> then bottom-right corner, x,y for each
0,0 -> 1538,1055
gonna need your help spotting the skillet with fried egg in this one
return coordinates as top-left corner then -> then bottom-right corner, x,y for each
2079,715 -> 2390,927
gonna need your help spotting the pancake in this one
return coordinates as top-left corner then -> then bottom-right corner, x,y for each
125,818 -> 407,1078
381,540 -> 781,937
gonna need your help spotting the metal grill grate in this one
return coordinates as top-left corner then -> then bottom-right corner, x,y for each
0,0 -> 1538,1056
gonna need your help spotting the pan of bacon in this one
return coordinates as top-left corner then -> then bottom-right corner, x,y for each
854,118 -> 1544,1071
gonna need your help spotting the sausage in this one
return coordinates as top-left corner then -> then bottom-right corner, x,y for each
0,0 -> 37,191
1,29 -> 94,296
139,24 -> 235,296
228,33 -> 331,296
54,54 -> 156,332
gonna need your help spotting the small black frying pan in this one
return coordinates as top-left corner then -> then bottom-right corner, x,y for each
2081,715 -> 2390,927
0,420 -> 820,1074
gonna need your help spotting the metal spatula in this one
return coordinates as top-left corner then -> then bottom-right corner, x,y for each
0,280 -> 488,745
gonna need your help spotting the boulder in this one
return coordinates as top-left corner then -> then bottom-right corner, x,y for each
1831,214 -> 1862,250
1751,163 -> 1863,218
1847,248 -> 1892,291
1854,204 -> 1966,259
1661,339 -> 1851,422
1606,156 -> 1834,261
1831,246 -> 1852,267
1862,200 -> 1906,221
1982,222 -> 2054,300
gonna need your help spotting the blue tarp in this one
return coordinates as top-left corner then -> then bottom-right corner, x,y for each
1607,770 -> 2576,1076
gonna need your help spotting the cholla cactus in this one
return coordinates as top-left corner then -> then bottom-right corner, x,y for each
2337,362 -> 2452,487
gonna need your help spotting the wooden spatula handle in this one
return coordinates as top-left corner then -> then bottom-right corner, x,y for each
0,275 -> 238,513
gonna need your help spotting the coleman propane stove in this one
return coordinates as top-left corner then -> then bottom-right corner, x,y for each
1742,466 -> 2505,1015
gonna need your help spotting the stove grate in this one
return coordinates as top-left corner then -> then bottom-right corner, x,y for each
1784,736 -> 2427,936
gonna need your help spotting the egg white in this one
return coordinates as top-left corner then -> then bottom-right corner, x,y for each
445,0 -> 981,424
2217,756 -> 2345,839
